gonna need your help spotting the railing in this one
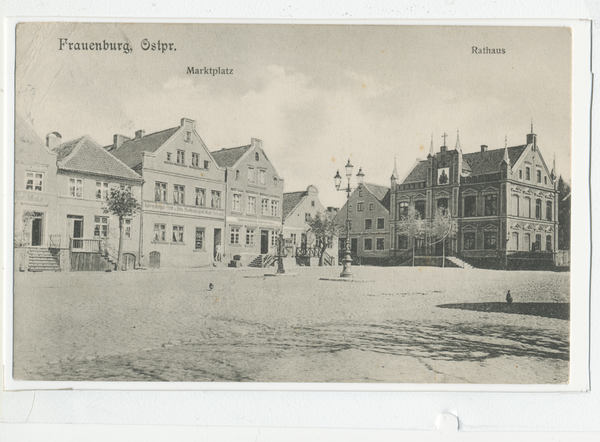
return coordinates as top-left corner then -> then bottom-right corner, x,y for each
323,252 -> 334,266
70,237 -> 103,252
262,254 -> 276,268
295,246 -> 320,258
49,234 -> 63,249
101,240 -> 119,265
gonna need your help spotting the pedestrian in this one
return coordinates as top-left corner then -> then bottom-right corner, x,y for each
214,243 -> 221,262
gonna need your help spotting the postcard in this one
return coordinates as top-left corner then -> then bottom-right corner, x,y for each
5,22 -> 589,391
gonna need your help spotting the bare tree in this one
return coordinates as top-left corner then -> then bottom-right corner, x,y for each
103,187 -> 141,271
396,206 -> 425,266
426,207 -> 458,267
306,211 -> 342,266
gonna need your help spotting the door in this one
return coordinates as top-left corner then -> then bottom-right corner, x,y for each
31,216 -> 42,246
149,251 -> 160,268
350,238 -> 358,255
261,230 -> 269,254
214,228 -> 222,261
73,219 -> 83,238
121,253 -> 136,271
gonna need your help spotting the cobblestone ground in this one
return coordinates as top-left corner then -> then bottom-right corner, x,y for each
12,266 -> 570,384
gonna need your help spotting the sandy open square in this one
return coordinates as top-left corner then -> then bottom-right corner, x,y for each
12,266 -> 569,384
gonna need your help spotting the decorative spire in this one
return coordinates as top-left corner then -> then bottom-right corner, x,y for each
531,118 -> 534,134
551,153 -> 556,180
428,133 -> 434,157
391,155 -> 399,180
455,130 -> 462,153
502,135 -> 510,165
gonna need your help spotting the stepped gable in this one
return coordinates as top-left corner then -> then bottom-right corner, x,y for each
362,182 -> 391,210
54,136 -> 142,182
462,145 -> 527,176
109,127 -> 179,169
282,190 -> 308,220
210,145 -> 252,168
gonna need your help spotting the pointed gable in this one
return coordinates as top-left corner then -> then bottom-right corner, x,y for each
362,182 -> 391,211
55,136 -> 142,182
211,145 -> 252,168
110,127 -> 179,169
282,190 -> 309,221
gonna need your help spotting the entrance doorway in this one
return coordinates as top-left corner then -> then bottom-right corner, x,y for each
213,228 -> 222,261
261,230 -> 269,254
30,213 -> 43,246
67,215 -> 84,239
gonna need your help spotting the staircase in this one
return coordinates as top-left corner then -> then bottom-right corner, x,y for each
248,255 -> 264,268
28,248 -> 61,272
446,256 -> 474,269
247,254 -> 276,268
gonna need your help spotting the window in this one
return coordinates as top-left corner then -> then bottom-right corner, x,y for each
232,194 -> 241,211
247,196 -> 256,214
184,131 -> 192,142
348,204 -> 352,212
96,181 -> 109,200
525,167 -> 531,181
512,195 -> 520,217
259,170 -> 266,185
484,232 -> 497,250
369,203 -> 374,211
535,199 -> 542,220
273,177 -> 278,187
546,201 -> 553,221
537,170 -> 542,183
524,197 -> 532,218
364,238 -> 373,251
397,202 -> 408,220
544,176 -> 548,185
464,195 -> 477,217
415,201 -> 426,219
26,172 -> 43,191
376,238 -> 385,250
172,225 -> 184,243
261,198 -> 269,215
377,218 -> 385,229
211,190 -> 221,209
120,184 -> 132,193
524,233 -> 531,251
270,200 -> 279,217
173,185 -> 185,205
311,200 -> 315,207
365,219 -> 372,230
437,198 -> 449,212
154,224 -> 166,242
230,228 -> 240,244
271,232 -> 277,247
511,232 -> 519,251
546,235 -> 552,252
519,169 -> 522,179
358,189 -> 363,197
398,235 -> 408,249
124,219 -> 132,239
166,152 -> 172,162
194,188 -> 206,206
255,152 -> 259,161
94,216 -> 108,238
155,182 -> 167,202
291,233 -> 297,245
69,178 -> 83,198
305,213 -> 310,222
203,160 -> 210,170
484,194 -> 497,216
235,170 -> 240,180
533,234 -> 542,252
246,228 -> 255,245
463,232 -> 476,250
357,202 -> 364,211
247,167 -> 255,182
195,228 -> 204,250
176,149 -> 185,164
192,153 -> 199,167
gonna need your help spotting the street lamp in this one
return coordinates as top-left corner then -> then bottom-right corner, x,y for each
334,159 -> 364,278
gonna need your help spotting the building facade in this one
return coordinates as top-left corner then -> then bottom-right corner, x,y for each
333,182 -> 391,265
109,118 -> 226,269
211,139 -> 284,265
390,131 -> 559,269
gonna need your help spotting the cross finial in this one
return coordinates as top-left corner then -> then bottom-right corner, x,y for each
531,118 -> 533,134
505,135 -> 507,148
442,132 -> 448,146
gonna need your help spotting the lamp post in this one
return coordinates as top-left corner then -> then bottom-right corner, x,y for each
334,159 -> 364,278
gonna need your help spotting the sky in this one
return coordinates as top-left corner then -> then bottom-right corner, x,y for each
15,23 -> 572,208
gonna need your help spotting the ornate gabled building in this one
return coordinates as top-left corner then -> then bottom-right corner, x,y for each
390,129 -> 559,269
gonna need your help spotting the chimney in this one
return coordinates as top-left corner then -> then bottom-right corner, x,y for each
480,145 -> 488,152
135,130 -> 145,139
46,132 -> 62,150
527,133 -> 537,150
251,138 -> 263,149
111,134 -> 131,151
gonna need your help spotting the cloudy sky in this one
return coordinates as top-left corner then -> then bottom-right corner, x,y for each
15,23 -> 571,208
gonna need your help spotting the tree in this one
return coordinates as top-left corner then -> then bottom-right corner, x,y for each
396,206 -> 425,266
102,187 -> 141,271
557,175 -> 571,250
305,211 -> 342,266
426,207 -> 458,267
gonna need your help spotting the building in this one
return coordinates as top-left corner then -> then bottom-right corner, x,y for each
109,118 -> 226,269
282,185 -> 337,264
390,130 -> 559,269
333,182 -> 391,265
211,139 -> 284,265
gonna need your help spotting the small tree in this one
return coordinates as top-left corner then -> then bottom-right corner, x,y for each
306,211 -> 342,266
396,206 -> 425,266
103,187 -> 141,271
426,207 -> 458,267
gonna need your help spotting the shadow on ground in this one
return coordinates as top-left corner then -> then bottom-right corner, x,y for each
436,302 -> 569,320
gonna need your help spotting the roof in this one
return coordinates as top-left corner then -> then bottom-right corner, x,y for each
282,190 -> 308,220
110,127 -> 179,169
210,145 -> 252,168
362,182 -> 391,210
462,145 -> 527,176
403,160 -> 428,183
54,136 -> 142,182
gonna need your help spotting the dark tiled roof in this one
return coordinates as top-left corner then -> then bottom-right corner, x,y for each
463,145 -> 527,176
282,190 -> 308,220
54,136 -> 142,182
362,182 -> 391,210
110,127 -> 179,169
210,145 -> 251,168
403,160 -> 428,183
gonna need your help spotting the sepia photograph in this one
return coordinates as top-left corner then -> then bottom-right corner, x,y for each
9,22 -> 573,386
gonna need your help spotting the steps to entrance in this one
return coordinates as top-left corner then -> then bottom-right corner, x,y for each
446,256 -> 474,269
28,248 -> 61,272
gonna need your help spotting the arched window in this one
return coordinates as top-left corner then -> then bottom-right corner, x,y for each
255,152 -> 260,161
397,202 -> 408,220
235,170 -> 240,180
546,235 -> 552,252
525,167 -> 531,181
546,201 -> 553,220
537,170 -> 542,183
535,199 -> 542,220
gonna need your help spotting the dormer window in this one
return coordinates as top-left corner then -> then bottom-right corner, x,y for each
255,152 -> 260,161
184,131 -> 192,143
